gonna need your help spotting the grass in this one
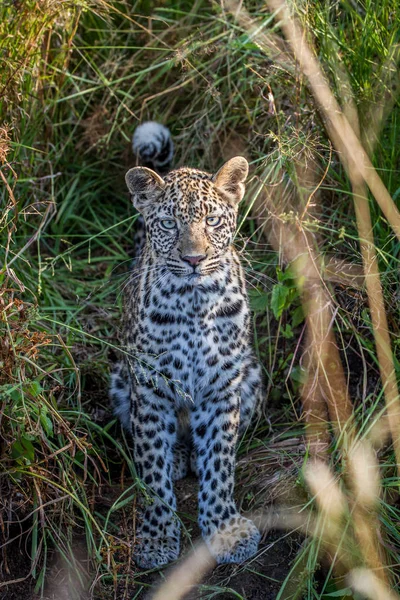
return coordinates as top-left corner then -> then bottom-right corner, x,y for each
1,0 -> 400,598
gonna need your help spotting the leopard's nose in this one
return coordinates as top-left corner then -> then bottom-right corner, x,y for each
181,254 -> 207,267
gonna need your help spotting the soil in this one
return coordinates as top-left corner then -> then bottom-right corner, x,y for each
101,476 -> 301,600
116,531 -> 299,600
2,475 -> 300,600
0,529 -> 35,600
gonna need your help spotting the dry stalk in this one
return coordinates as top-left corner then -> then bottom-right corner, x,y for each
223,4 -> 358,455
345,98 -> 400,477
303,444 -> 390,590
228,0 -> 400,468
227,0 -> 400,241
299,271 -> 354,446
349,568 -> 400,600
350,180 -> 400,472
330,47 -> 400,476
149,543 -> 216,600
252,175 -> 354,454
347,441 -> 389,586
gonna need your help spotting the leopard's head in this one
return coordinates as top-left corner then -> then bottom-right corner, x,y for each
125,157 -> 248,279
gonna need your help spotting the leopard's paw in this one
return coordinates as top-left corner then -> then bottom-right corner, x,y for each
134,536 -> 180,569
205,516 -> 260,564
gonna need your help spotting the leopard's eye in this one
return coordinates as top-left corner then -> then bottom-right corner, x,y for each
160,219 -> 176,231
206,216 -> 221,227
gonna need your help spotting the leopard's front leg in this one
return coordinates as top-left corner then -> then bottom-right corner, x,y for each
132,386 -> 180,568
191,393 -> 260,564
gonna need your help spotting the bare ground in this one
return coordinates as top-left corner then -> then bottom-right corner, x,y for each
2,474 -> 300,600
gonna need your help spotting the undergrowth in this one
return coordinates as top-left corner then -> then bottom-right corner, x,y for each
0,0 -> 399,598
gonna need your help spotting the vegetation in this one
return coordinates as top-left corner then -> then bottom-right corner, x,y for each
0,0 -> 399,598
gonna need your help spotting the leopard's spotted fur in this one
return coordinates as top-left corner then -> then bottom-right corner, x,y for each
110,145 -> 263,568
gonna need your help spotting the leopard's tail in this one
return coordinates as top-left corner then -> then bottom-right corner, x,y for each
131,122 -> 174,257
132,121 -> 174,174
110,123 -> 174,426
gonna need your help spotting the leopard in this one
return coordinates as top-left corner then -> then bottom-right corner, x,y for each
110,123 -> 263,569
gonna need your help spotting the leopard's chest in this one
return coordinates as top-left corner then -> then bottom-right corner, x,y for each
132,282 -> 249,403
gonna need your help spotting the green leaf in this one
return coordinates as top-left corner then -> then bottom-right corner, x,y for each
289,365 -> 307,385
292,305 -> 304,328
281,323 -> 293,339
21,437 -> 35,463
276,265 -> 296,283
11,440 -> 25,460
11,436 -> 35,464
271,284 -> 289,319
29,380 -> 43,398
248,289 -> 269,313
9,387 -> 23,404
40,411 -> 53,437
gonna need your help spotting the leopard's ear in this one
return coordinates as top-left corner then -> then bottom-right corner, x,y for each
125,167 -> 165,211
213,156 -> 249,205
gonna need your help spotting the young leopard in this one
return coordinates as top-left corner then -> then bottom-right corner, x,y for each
110,128 -> 263,568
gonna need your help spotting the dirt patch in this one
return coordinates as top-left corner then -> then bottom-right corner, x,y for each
195,531 -> 300,600
106,476 -> 300,600
109,533 -> 299,600
2,477 -> 300,600
0,528 -> 35,600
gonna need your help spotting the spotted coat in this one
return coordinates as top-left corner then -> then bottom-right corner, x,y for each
110,157 -> 263,568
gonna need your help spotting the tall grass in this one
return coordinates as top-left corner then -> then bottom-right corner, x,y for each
1,0 -> 399,598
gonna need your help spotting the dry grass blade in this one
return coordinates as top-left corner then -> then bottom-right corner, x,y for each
149,543 -> 216,600
346,99 -> 400,476
229,0 -> 400,469
349,568 -> 400,600
227,0 -> 400,241
321,22 -> 400,476
352,180 -> 400,472
347,441 -> 389,586
252,177 -> 354,452
237,435 -> 306,507
299,443 -> 391,592
348,442 -> 380,508
304,460 -> 347,522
